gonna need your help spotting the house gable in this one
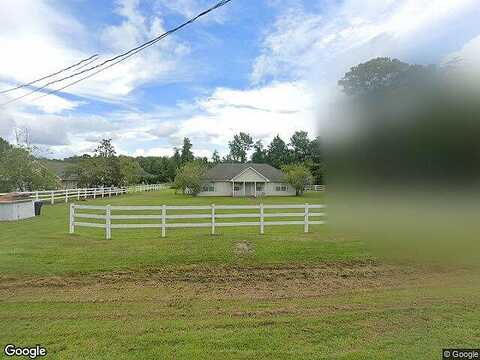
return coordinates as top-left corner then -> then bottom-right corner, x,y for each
231,167 -> 269,182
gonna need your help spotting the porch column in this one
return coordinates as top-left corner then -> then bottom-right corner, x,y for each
243,181 -> 246,197
232,181 -> 235,197
254,181 -> 257,198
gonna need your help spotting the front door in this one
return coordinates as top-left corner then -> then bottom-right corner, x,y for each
245,183 -> 255,197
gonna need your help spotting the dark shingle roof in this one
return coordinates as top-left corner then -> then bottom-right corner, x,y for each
203,163 -> 285,182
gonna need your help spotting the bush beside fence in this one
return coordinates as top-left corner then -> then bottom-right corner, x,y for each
70,203 -> 326,239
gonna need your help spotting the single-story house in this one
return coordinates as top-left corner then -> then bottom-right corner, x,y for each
199,163 -> 295,197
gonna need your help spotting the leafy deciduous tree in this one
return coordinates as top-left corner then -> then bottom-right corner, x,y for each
290,131 -> 310,163
251,140 -> 267,163
119,156 -> 143,186
266,135 -> 291,169
174,162 -> 206,196
282,164 -> 313,196
228,132 -> 253,163
338,57 -> 434,96
0,138 -> 57,192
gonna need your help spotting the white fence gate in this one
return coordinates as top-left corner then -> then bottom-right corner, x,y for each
70,203 -> 326,239
304,185 -> 325,192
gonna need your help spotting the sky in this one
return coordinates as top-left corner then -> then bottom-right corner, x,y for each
0,0 -> 479,159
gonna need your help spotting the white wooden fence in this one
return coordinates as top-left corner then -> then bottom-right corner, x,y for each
1,184 -> 164,205
305,185 -> 325,192
70,203 -> 326,239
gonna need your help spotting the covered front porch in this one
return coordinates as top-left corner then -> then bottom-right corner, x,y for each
232,181 -> 266,197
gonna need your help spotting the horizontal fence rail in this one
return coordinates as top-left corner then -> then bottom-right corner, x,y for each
304,185 -> 325,192
70,203 -> 326,239
1,184 -> 164,205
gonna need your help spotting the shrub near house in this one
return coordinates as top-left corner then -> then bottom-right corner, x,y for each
282,164 -> 314,196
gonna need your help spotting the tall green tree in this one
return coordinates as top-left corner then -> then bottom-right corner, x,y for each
290,131 -> 310,163
266,135 -> 291,169
118,156 -> 143,186
211,150 -> 221,164
0,138 -> 57,192
94,139 -> 121,186
228,132 -> 253,163
71,139 -> 121,187
180,138 -> 194,164
172,147 -> 181,165
251,140 -> 267,163
338,57 -> 433,96
307,136 -> 324,184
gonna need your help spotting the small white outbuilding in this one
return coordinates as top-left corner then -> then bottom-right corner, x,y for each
0,196 -> 35,221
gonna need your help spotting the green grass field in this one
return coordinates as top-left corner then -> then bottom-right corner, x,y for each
1,189 -> 479,359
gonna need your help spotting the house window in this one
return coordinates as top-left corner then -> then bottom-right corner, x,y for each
202,183 -> 215,192
234,185 -> 241,191
256,183 -> 264,191
276,185 -> 288,191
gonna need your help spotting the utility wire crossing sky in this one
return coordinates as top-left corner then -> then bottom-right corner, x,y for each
0,0 -> 233,107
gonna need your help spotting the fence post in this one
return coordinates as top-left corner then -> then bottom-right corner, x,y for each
93,189 -> 96,199
109,188 -> 112,198
260,203 -> 264,234
84,188 -> 87,200
35,192 -> 39,201
304,203 -> 309,233
51,191 -> 54,205
211,204 -> 216,235
102,188 -> 104,198
106,205 -> 112,240
69,203 -> 75,234
77,189 -> 80,200
161,205 -> 166,238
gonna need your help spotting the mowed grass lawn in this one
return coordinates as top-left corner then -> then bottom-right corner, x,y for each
1,189 -> 479,359
0,189 -> 363,275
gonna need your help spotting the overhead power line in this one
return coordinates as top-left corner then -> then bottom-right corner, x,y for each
1,0 -> 233,106
0,54 -> 99,94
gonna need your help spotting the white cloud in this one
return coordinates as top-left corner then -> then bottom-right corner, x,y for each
0,0 -> 192,110
444,35 -> 480,70
252,0 -> 479,85
133,147 -> 173,157
172,82 -> 316,150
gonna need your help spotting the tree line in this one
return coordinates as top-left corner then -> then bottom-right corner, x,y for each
138,131 -> 324,186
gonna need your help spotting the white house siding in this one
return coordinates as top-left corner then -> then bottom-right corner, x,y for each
198,181 -> 232,197
232,168 -> 268,183
198,181 -> 295,197
266,182 -> 296,196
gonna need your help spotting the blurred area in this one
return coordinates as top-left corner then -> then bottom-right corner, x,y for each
325,58 -> 480,265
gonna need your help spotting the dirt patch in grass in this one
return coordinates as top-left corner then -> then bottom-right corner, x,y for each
234,241 -> 255,256
1,261 -> 477,303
